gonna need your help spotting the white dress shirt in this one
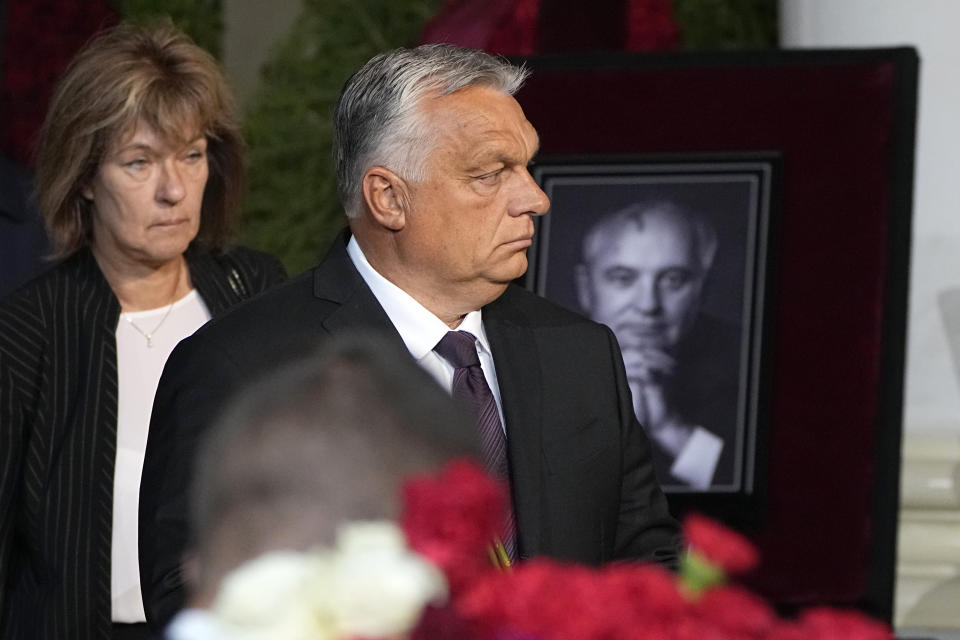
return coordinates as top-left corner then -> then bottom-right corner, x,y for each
346,236 -> 506,430
670,426 -> 723,489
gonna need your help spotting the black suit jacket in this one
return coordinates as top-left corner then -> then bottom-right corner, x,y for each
140,232 -> 681,629
0,247 -> 286,640
659,313 -> 743,489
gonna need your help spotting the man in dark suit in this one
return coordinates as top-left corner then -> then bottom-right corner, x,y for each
575,201 -> 741,490
140,43 -> 681,632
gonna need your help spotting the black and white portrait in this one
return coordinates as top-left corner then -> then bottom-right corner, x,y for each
529,159 -> 774,493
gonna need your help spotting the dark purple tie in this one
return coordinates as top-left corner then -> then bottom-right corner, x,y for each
434,330 -> 517,562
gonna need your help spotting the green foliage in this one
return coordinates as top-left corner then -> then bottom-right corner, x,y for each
672,0 -> 778,50
679,549 -> 726,598
112,0 -> 223,57
239,0 -> 443,274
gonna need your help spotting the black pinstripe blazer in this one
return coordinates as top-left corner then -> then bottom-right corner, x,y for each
0,247 -> 285,640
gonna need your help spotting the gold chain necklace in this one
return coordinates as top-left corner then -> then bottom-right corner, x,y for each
125,299 -> 177,348
124,260 -> 182,348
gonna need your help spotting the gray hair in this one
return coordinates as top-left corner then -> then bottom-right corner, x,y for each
582,200 -> 719,275
333,43 -> 529,218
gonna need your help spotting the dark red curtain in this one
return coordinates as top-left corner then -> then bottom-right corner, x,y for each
0,0 -> 117,165
420,0 -> 679,55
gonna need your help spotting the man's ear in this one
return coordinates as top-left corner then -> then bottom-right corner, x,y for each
574,264 -> 593,313
361,166 -> 408,231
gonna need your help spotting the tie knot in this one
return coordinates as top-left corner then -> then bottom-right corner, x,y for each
435,330 -> 481,368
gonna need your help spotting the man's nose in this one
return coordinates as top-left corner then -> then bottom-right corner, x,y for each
634,277 -> 661,314
156,160 -> 186,204
509,168 -> 550,217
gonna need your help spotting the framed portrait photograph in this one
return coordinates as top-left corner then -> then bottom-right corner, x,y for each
514,47 -> 916,619
527,155 -> 778,495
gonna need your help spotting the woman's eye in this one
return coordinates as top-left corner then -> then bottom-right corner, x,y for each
124,158 -> 149,170
185,150 -> 205,162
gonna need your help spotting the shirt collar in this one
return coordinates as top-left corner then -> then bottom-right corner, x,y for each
346,236 -> 492,360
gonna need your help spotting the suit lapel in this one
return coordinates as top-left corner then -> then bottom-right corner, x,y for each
485,290 -> 544,558
312,230 -> 408,350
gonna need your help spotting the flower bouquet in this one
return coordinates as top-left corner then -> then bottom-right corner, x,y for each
211,458 -> 894,640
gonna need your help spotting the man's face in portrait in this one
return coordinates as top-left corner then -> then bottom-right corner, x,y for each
577,208 -> 706,367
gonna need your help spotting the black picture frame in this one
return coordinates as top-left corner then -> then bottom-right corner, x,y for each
528,154 -> 778,497
513,47 -> 918,621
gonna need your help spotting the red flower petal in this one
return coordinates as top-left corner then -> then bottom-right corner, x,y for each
683,514 -> 759,574
798,607 -> 894,640
693,585 -> 777,636
401,458 -> 508,593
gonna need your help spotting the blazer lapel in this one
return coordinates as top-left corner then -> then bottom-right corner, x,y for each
312,230 -> 408,349
185,252 -> 231,316
484,291 -> 544,558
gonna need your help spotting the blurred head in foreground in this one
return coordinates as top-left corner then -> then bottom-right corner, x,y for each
186,333 -> 478,606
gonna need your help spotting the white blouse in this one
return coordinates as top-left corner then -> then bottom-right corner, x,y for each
112,290 -> 211,622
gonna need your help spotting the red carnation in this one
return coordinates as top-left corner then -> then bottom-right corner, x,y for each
401,458 -> 508,593
684,514 -> 759,574
798,607 -> 894,640
693,584 -> 777,637
451,568 -> 516,638
411,603 -> 487,640
766,621 -> 818,640
600,562 -> 688,630
459,560 -> 611,640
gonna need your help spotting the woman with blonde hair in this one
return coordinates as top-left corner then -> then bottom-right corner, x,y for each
0,21 -> 285,640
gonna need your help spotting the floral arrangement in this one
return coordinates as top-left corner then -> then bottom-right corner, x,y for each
211,459 -> 893,640
212,522 -> 446,640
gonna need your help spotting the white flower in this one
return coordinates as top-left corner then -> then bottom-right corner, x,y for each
211,521 -> 447,640
324,521 -> 448,638
214,551 -> 335,640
